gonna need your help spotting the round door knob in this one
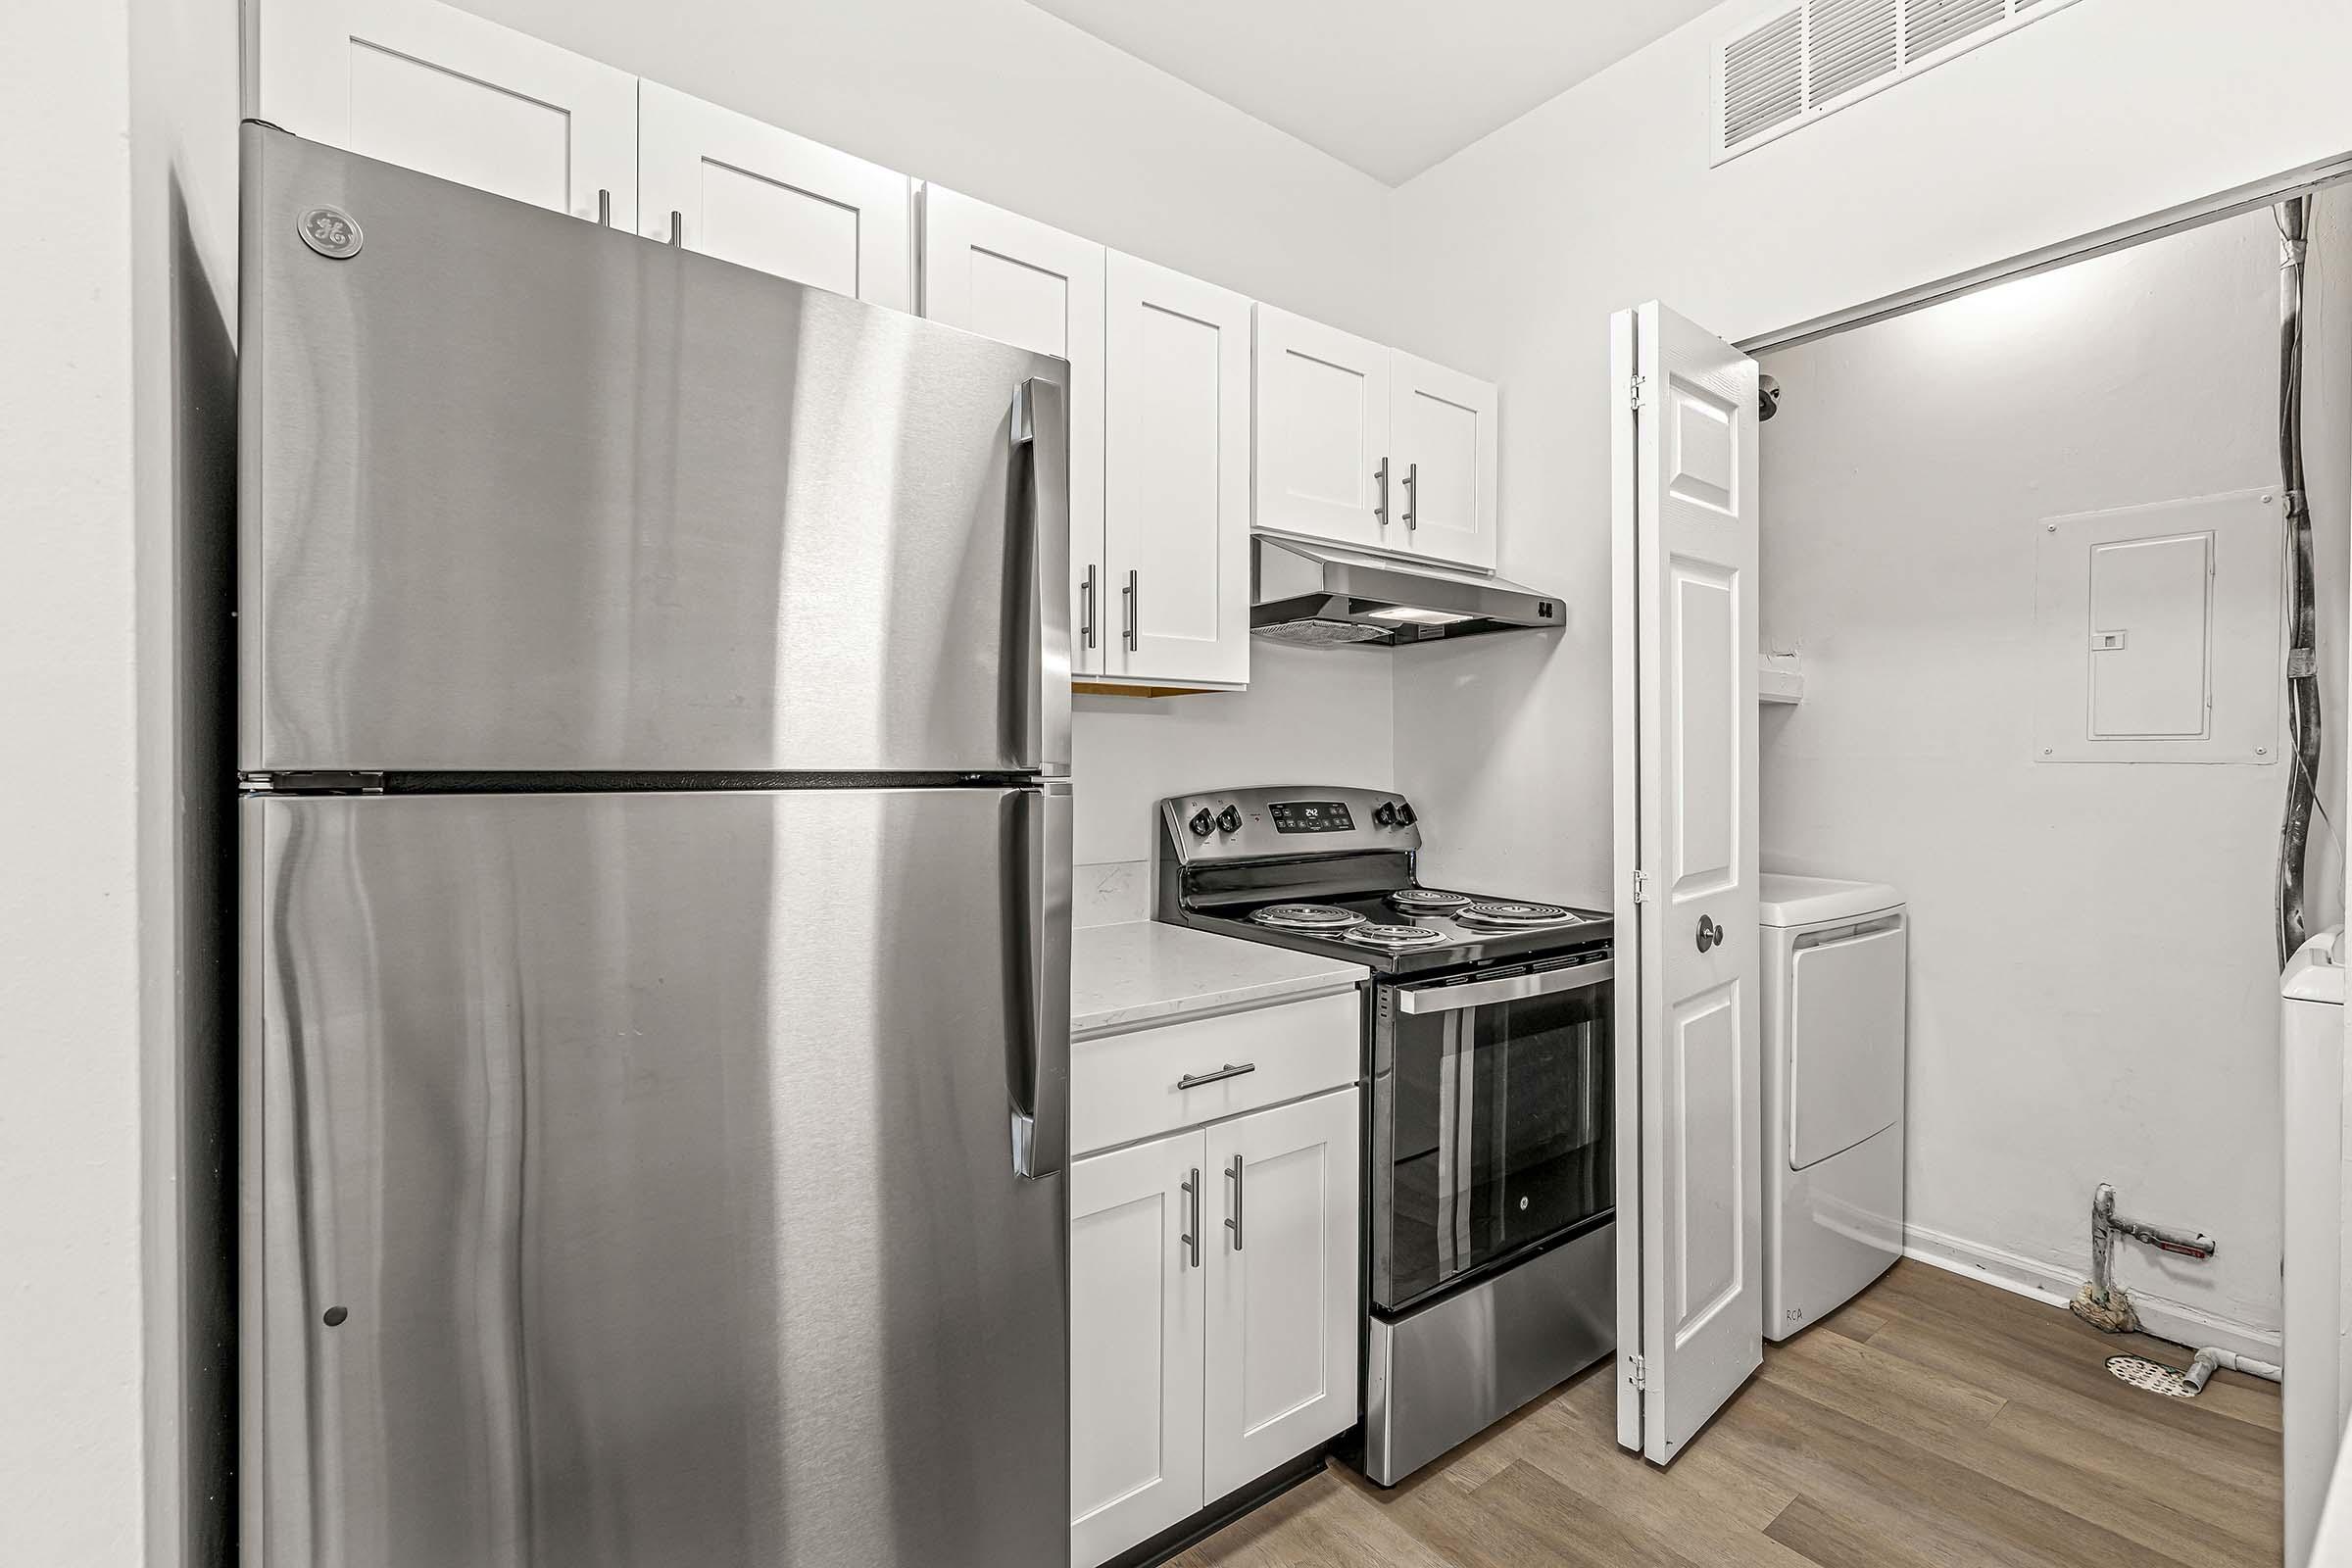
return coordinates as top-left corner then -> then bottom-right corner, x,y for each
1373,802 -> 1397,827
1217,806 -> 1243,834
1696,914 -> 1725,953
1396,802 -> 1417,826
1189,808 -> 1215,838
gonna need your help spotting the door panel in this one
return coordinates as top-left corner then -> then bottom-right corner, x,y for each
924,191 -> 1107,676
1202,1088 -> 1359,1497
639,83 -> 913,310
242,127 -> 1067,774
1069,1132 -> 1204,1568
1391,353 -> 1497,570
1253,307 -> 1391,552
1105,254 -> 1251,686
243,787 -> 1067,1568
1610,301 -> 1761,1464
255,0 -> 636,225
1788,924 -> 1907,1167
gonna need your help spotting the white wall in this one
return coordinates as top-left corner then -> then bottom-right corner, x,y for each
1388,0 -> 2352,906
130,0 -> 241,1561
445,0 -> 1403,864
1758,202 -> 2351,1348
0,1 -> 149,1561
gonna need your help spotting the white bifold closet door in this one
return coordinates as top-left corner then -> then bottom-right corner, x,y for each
1609,300 -> 1762,1465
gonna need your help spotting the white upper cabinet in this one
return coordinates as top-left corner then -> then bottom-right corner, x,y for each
255,0 -> 638,225
921,190 -> 1107,675
1253,306 -> 1394,554
1068,1129 -> 1205,1568
1254,307 -> 1499,571
1103,254 -> 1252,689
1391,352 -> 1498,570
638,84 -> 914,310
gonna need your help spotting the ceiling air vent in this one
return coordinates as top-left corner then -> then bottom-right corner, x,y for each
1807,0 -> 1898,104
1712,0 -> 2083,165
1722,8 -> 1803,151
1904,0 -> 2005,61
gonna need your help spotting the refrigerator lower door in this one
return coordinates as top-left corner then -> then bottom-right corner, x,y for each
241,124 -> 1069,777
242,787 -> 1070,1568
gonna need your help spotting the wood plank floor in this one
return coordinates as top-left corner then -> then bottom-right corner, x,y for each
1173,1261 -> 2281,1568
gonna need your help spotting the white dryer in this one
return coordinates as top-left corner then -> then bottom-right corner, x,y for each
1760,874 -> 1907,1342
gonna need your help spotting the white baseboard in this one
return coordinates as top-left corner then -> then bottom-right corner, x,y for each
1901,1221 -> 2280,1364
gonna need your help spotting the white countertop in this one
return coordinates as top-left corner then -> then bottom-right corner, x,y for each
1072,919 -> 1367,1039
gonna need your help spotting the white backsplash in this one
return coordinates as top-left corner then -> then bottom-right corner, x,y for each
1073,860 -> 1151,928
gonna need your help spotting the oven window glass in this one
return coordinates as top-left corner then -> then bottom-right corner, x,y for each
1378,968 -> 1611,1311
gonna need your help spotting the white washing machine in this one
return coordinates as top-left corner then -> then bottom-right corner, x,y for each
2281,925 -> 2346,1568
1760,874 -> 1907,1342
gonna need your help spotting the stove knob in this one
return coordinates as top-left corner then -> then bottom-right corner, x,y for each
1188,808 -> 1215,838
1373,802 -> 1397,827
1217,805 -> 1244,834
1396,801 -> 1417,826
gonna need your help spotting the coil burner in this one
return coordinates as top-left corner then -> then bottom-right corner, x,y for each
1455,900 -> 1581,929
1345,923 -> 1450,949
1249,904 -> 1365,932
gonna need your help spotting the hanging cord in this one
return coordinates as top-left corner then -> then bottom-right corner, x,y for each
2276,196 -> 2322,968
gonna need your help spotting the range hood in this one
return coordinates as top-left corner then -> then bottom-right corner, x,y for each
1251,535 -> 1563,647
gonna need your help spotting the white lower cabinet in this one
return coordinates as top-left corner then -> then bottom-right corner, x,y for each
1069,1084 -> 1359,1568
1200,1089 -> 1361,1498
1070,1129 -> 1205,1568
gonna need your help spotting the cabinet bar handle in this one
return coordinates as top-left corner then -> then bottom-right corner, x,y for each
1403,462 -> 1418,531
668,210 -> 684,246
1080,564 -> 1099,651
1176,1062 -> 1256,1091
1373,458 -> 1389,526
1182,1168 -> 1201,1269
1122,569 -> 1139,652
596,189 -> 612,226
1225,1155 -> 1245,1250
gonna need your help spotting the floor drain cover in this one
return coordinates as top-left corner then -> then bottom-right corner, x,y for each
2106,1354 -> 2198,1398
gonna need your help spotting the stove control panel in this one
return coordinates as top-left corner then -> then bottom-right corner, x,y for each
1159,785 -> 1422,864
1269,800 -> 1353,834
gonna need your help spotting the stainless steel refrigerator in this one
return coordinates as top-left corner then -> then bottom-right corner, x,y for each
237,124 -> 1071,1567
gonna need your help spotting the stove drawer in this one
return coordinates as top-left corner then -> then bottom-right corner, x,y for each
1074,991 -> 1360,1157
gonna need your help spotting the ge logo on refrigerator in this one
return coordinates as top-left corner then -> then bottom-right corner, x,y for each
297,206 -> 364,260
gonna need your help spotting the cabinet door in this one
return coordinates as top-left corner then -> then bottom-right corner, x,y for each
923,190 -> 1107,675
1392,352 -> 1499,571
1104,254 -> 1252,688
1071,1131 -> 1206,1568
1253,307 -> 1392,553
255,0 -> 637,225
638,83 -> 913,310
1202,1088 -> 1360,1498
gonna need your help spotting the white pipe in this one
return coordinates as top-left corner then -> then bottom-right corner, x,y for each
2201,1346 -> 2284,1384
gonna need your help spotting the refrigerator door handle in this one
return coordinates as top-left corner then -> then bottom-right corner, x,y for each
1014,378 -> 1073,776
1010,782 -> 1073,1179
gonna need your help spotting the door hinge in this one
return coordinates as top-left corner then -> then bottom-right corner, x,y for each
1627,1353 -> 1646,1391
1631,868 -> 1649,905
1627,374 -> 1648,411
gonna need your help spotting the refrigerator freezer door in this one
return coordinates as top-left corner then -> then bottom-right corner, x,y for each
240,124 -> 1070,776
242,789 -> 1068,1567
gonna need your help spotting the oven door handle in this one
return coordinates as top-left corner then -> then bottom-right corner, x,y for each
1395,957 -> 1613,1014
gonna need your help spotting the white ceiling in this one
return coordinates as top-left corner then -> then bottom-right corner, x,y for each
1023,0 -> 1724,186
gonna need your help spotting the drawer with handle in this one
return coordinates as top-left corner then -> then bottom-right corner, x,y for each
1072,990 -> 1358,1158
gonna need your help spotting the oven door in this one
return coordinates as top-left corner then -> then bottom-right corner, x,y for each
1372,953 -> 1614,1314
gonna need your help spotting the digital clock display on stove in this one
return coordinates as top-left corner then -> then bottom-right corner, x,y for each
1269,801 -> 1354,834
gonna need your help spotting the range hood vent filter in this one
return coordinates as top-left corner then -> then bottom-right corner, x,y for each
1250,535 -> 1563,647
